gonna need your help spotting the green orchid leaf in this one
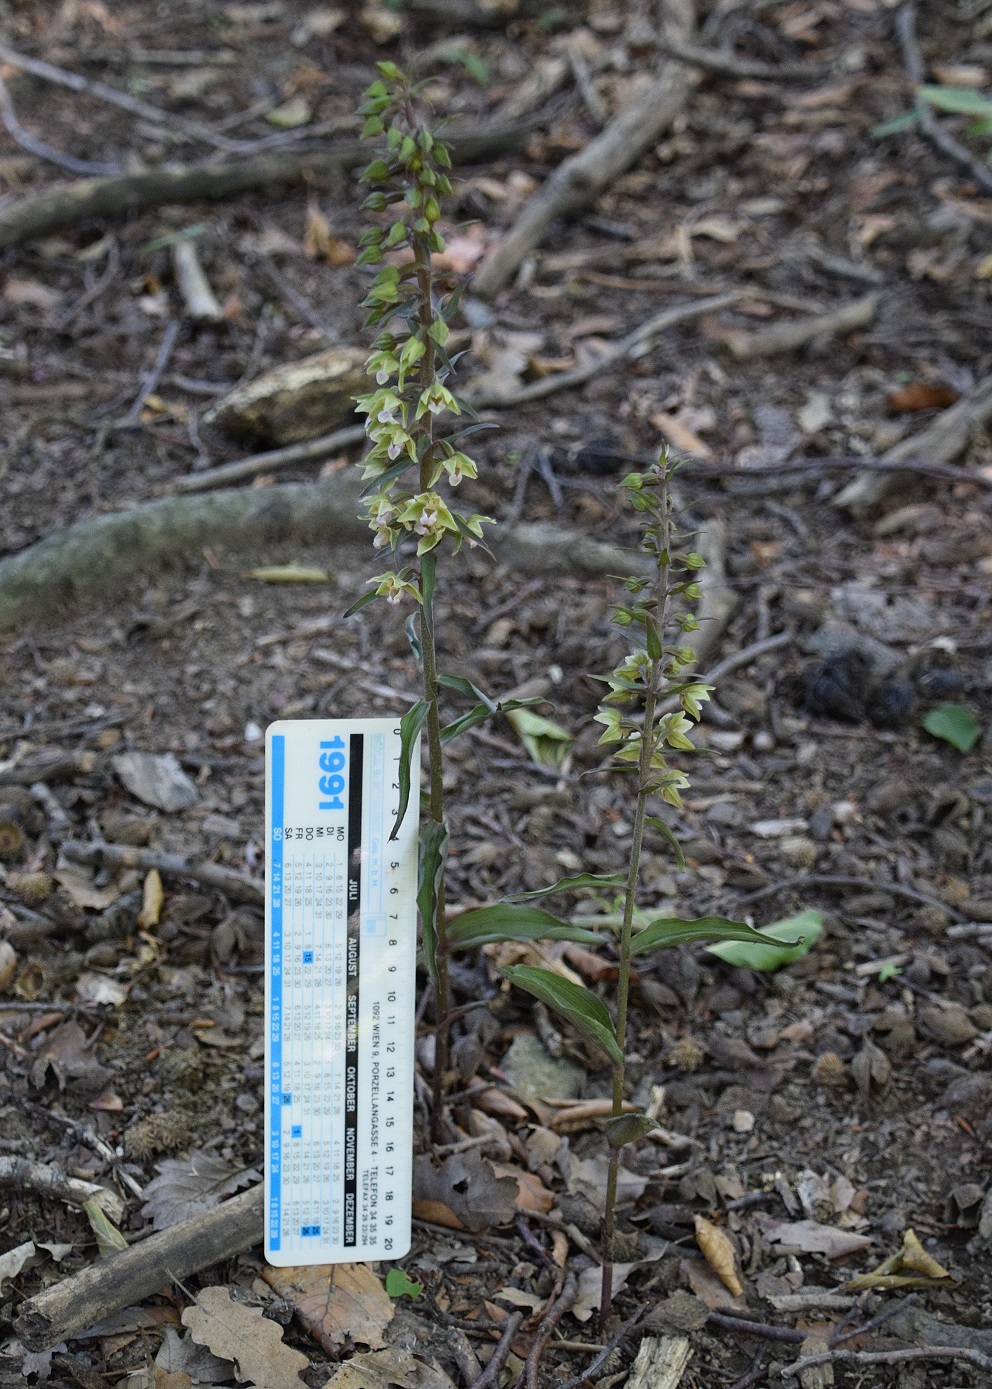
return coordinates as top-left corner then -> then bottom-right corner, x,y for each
918,84 -> 992,117
438,673 -> 497,710
502,964 -> 622,1064
448,904 -> 604,950
391,701 -> 428,840
440,697 -> 543,745
503,872 -> 626,903
645,816 -> 685,871
871,110 -> 919,137
923,702 -> 981,754
630,914 -> 805,958
705,910 -> 823,971
505,707 -> 572,769
344,590 -> 381,618
417,819 -> 449,989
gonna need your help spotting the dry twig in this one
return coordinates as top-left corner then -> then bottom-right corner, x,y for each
658,35 -> 830,81
0,74 -> 120,176
61,839 -> 263,906
780,1344 -> 992,1376
472,0 -> 697,297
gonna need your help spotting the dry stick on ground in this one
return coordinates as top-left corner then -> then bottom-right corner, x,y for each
780,1345 -> 992,1377
719,293 -> 879,360
469,1312 -> 526,1389
522,1271 -> 578,1389
834,372 -> 992,512
172,239 -> 224,324
173,424 -> 368,493
0,74 -> 121,176
471,0 -> 698,298
895,3 -> 992,197
118,319 -> 180,430
657,35 -> 831,81
735,872 -> 969,923
0,42 -> 253,155
0,122 -> 536,250
465,292 -> 744,409
15,1184 -> 264,1351
61,839 -> 263,907
0,1157 -> 125,1223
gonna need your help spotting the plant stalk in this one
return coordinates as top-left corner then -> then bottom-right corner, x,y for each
413,228 -> 451,1138
600,470 -> 673,1327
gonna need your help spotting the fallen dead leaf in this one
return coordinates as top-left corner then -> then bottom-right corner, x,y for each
262,1263 -> 393,1351
491,1163 -> 554,1215
137,869 -> 164,929
548,1098 -> 638,1134
753,1213 -> 874,1258
141,1151 -> 260,1230
846,1227 -> 955,1291
303,204 -> 356,265
182,1286 -> 308,1389
650,408 -> 711,458
322,1349 -> 455,1389
694,1215 -> 743,1296
412,1150 -> 518,1232
886,383 -> 959,413
568,1154 -> 647,1207
562,943 -> 619,983
4,278 -> 61,309
682,1255 -> 748,1311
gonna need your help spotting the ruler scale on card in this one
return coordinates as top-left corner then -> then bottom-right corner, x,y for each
264,719 -> 419,1266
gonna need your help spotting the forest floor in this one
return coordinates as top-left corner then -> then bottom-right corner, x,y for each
1,2 -> 992,1388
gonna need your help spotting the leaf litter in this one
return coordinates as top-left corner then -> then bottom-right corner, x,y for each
141,1151 -> 261,1230
261,1263 -> 394,1351
182,1287 -> 309,1389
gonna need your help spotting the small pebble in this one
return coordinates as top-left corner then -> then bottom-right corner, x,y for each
732,1109 -> 755,1133
753,730 -> 775,753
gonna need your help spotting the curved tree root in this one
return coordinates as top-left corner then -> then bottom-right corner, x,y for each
0,478 -> 655,631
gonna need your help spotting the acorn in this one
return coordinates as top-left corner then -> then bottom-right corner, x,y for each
8,871 -> 53,904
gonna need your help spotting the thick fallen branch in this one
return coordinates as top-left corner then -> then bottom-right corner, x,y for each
0,122 -> 534,250
61,839 -> 264,907
720,293 -> 879,360
0,1157 -> 125,1223
471,0 -> 697,297
0,478 -> 661,631
834,373 -> 992,512
15,1184 -> 264,1351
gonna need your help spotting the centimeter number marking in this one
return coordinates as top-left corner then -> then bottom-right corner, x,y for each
264,719 -> 419,1266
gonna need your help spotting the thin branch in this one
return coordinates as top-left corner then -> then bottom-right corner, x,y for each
780,1344 -> 992,1377
895,3 -> 992,195
733,872 -> 968,923
468,1312 -> 525,1389
522,1272 -> 578,1389
0,75 -> 121,175
658,35 -> 831,82
118,320 -> 180,430
173,425 -> 368,493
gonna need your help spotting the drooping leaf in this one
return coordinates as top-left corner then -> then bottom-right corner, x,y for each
448,904 -> 604,950
918,84 -> 992,117
645,816 -> 685,871
420,551 -> 437,610
630,914 -> 805,959
440,696 -> 543,745
405,614 -> 422,665
437,673 -> 497,708
391,701 -> 427,840
503,872 -> 626,902
502,964 -> 622,1064
705,910 -> 823,971
505,707 -> 572,769
345,590 -> 381,618
418,818 -> 448,988
922,702 -> 981,754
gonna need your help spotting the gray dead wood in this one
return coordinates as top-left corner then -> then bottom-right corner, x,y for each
0,123 -> 533,250
61,839 -> 264,906
14,1184 -> 264,1351
657,36 -> 830,81
174,425 -> 369,493
721,293 -> 879,360
834,374 -> 992,513
471,0 -> 697,298
0,478 -> 677,632
0,476 -> 369,632
626,1336 -> 692,1389
0,1157 -> 125,1223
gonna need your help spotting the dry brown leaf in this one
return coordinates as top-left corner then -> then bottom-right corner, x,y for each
562,944 -> 619,983
754,1214 -> 873,1258
682,1255 -> 747,1311
846,1227 -> 954,1291
432,231 -> 487,274
490,1163 -> 554,1215
182,1286 -> 308,1389
650,411 -> 713,458
548,1099 -> 638,1134
137,869 -> 164,929
694,1215 -> 743,1296
322,1348 -> 455,1389
471,1087 -> 528,1122
303,205 -> 356,265
412,1150 -> 518,1232
262,1264 -> 393,1351
550,1229 -> 569,1267
886,383 -> 959,413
